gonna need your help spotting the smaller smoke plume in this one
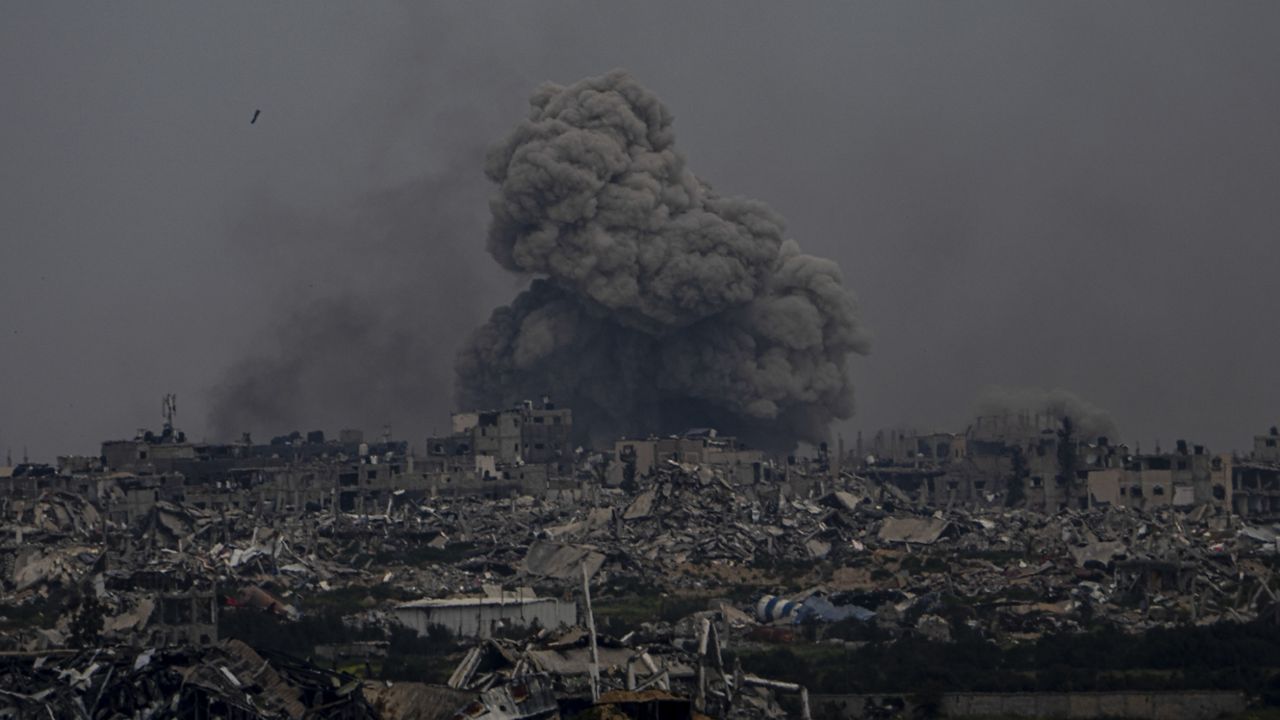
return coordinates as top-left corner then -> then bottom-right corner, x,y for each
207,296 -> 447,441
206,160 -> 495,443
975,386 -> 1119,442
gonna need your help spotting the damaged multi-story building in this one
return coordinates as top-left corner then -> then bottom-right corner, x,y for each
607,429 -> 767,487
424,397 -> 576,497
862,413 -> 1108,512
8,394 -> 1280,719
859,414 -> 1248,517
1084,439 -> 1226,512
95,424 -> 417,521
1226,426 -> 1280,517
7,394 -> 1280,533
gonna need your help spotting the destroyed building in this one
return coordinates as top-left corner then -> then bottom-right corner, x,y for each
8,392 -> 1280,718
1085,440 -> 1224,511
1255,426 -> 1280,463
104,568 -> 219,647
1229,425 -> 1280,518
860,414 -> 1251,518
76,414 -> 424,522
608,428 -> 766,486
0,640 -> 375,718
864,413 -> 1108,511
424,398 -> 576,497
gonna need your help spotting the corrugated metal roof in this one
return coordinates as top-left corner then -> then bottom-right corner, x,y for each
396,596 -> 552,610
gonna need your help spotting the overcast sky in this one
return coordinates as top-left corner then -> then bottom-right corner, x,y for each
3,3 -> 1279,461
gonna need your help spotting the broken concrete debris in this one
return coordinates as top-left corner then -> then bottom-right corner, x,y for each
877,516 -> 950,545
5,411 -> 1280,717
0,640 -> 374,718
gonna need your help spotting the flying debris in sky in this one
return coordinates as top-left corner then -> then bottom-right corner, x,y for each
455,70 -> 870,451
250,109 -> 261,124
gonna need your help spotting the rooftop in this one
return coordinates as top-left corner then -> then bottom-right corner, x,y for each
396,594 -> 551,610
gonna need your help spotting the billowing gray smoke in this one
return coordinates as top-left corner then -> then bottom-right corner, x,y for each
457,71 -> 870,450
207,161 -> 496,444
975,386 -> 1119,442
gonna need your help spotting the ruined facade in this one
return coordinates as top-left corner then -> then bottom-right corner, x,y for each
424,398 -> 575,497
859,416 -> 1262,517
608,429 -> 766,486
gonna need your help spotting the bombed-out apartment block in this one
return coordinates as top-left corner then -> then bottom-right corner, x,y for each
7,398 -> 1280,550
1086,440 -> 1224,511
88,422 -> 421,521
5,442 -> 422,529
4,399 -> 583,531
1256,426 -> 1280,463
1084,430 -> 1280,518
858,415 -> 1264,516
1228,426 -> 1280,517
608,428 -> 766,486
863,413 -> 1104,512
104,568 -> 219,647
9,403 -> 1280,718
424,397 -> 575,496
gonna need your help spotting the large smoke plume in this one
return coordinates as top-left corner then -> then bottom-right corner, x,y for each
975,386 -> 1120,442
456,71 -> 870,450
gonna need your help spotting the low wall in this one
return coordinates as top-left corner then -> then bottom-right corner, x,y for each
812,690 -> 1247,719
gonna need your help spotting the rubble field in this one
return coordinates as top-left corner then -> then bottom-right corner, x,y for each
5,463 -> 1280,718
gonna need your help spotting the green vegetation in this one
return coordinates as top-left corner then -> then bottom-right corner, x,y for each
750,551 -> 823,583
730,620 -> 1280,698
218,607 -> 461,684
219,606 -> 380,659
593,593 -> 709,636
381,624 -> 461,684
294,584 -> 416,615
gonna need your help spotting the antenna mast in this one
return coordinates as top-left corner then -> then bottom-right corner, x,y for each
162,393 -> 178,433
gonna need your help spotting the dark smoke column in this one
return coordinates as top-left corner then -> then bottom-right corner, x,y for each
456,70 -> 869,451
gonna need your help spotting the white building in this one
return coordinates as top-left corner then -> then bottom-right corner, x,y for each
393,593 -> 577,639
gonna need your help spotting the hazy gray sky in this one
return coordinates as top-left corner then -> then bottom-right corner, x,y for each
3,3 -> 1279,461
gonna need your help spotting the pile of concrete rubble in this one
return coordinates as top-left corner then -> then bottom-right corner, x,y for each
0,640 -> 371,718
4,461 -> 1280,717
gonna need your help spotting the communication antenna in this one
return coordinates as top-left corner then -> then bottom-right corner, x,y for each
162,393 -> 178,433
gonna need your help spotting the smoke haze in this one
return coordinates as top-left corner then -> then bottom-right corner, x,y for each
975,386 -> 1120,443
205,153 -> 507,443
